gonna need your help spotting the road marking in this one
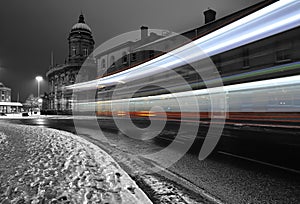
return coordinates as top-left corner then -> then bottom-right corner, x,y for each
218,151 -> 300,174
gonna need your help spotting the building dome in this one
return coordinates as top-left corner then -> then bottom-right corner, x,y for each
72,23 -> 91,32
71,14 -> 91,32
0,82 -> 4,88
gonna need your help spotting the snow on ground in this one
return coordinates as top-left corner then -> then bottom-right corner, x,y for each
0,122 -> 152,204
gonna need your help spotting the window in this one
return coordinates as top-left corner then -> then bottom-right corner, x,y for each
83,48 -> 88,56
110,56 -> 115,67
69,74 -> 75,83
1,91 -> 4,101
149,50 -> 155,58
65,74 -> 69,83
122,52 -> 128,64
68,99 -> 72,110
54,76 -> 58,85
243,48 -> 250,68
276,50 -> 291,62
66,98 -> 72,110
101,59 -> 106,68
131,53 -> 137,62
276,40 -> 291,62
72,47 -> 76,56
61,75 -> 65,84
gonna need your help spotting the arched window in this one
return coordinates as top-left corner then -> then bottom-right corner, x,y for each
101,59 -> 106,68
110,56 -> 115,67
122,52 -> 128,64
69,74 -> 75,83
72,47 -> 76,56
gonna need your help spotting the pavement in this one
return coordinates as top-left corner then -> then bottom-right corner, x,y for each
0,122 -> 152,204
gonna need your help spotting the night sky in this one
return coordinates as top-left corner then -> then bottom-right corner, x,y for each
0,0 -> 261,102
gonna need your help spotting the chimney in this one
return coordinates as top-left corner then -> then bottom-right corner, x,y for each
140,26 -> 148,40
204,8 -> 216,24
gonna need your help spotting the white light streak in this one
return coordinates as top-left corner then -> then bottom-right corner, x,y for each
68,0 -> 300,91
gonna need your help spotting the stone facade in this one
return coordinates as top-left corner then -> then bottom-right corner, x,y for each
46,14 -> 96,113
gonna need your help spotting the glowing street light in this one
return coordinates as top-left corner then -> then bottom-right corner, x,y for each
35,76 -> 43,98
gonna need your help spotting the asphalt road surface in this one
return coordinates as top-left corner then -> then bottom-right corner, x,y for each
2,117 -> 300,204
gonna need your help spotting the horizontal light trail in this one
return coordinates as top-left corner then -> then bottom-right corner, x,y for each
67,0 -> 300,91
83,73 -> 300,113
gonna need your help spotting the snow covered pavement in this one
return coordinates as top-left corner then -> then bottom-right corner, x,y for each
0,122 -> 152,204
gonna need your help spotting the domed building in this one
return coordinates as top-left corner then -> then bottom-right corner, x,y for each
68,14 -> 95,64
46,14 -> 96,114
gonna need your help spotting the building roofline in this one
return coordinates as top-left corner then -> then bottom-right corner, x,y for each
132,0 -> 279,52
182,0 -> 279,37
95,41 -> 134,58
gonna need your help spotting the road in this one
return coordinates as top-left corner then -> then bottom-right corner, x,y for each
2,117 -> 300,204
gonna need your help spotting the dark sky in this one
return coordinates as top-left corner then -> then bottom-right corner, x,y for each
0,0 -> 261,102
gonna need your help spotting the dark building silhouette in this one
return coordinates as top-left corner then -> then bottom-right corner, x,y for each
0,82 -> 22,113
95,1 -> 279,80
0,82 -> 11,103
94,0 -> 300,102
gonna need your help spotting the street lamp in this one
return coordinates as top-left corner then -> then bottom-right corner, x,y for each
35,76 -> 43,114
35,76 -> 43,98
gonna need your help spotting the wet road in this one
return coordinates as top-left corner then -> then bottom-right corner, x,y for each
2,117 -> 300,203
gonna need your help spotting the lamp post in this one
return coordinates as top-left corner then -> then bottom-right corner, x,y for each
35,76 -> 43,113
35,76 -> 43,98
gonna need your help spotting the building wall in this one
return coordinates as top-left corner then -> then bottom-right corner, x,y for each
97,46 -> 131,76
0,88 -> 11,102
95,27 -> 163,78
46,15 -> 95,113
93,1 -> 300,102
218,27 -> 300,82
0,83 -> 12,113
93,0 -> 281,83
47,66 -> 80,111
